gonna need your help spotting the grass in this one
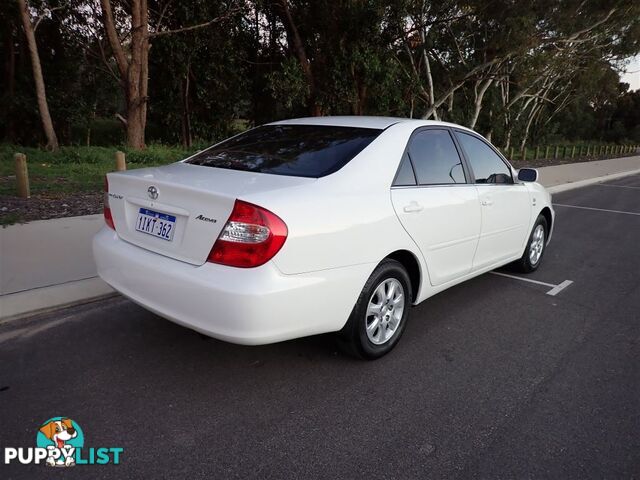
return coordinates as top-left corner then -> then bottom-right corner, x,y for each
0,144 -> 199,197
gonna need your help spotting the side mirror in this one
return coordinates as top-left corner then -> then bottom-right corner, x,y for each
517,168 -> 538,183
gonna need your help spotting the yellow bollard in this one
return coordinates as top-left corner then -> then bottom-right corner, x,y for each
115,151 -> 126,171
14,153 -> 30,199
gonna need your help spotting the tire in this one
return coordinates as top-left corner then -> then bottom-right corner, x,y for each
338,259 -> 412,359
514,214 -> 548,273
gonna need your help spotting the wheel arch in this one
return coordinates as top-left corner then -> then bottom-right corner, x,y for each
539,206 -> 553,238
385,250 -> 422,303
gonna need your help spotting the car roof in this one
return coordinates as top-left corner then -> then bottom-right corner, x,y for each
269,115 -> 474,132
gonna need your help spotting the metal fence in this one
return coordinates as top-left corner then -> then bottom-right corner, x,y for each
503,144 -> 640,162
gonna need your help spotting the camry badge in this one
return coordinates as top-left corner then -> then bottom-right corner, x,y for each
147,186 -> 159,200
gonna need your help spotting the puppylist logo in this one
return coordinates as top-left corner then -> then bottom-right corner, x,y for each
3,417 -> 124,467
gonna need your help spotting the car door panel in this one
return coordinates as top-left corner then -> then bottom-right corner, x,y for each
453,130 -> 532,270
474,185 -> 531,268
392,186 -> 481,285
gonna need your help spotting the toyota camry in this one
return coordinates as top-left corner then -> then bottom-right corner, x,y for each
93,116 -> 554,359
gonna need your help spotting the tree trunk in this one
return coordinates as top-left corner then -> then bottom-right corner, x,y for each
485,108 -> 493,142
4,19 -> 16,141
101,0 -> 149,149
520,101 -> 542,151
17,0 -> 59,150
276,0 -> 320,116
181,65 -> 192,147
469,78 -> 493,129
419,27 -> 438,120
125,0 -> 148,149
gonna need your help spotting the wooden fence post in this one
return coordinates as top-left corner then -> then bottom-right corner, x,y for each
534,146 -> 539,160
521,147 -> 527,161
14,153 -> 30,199
570,145 -> 576,158
509,147 -> 514,160
544,146 -> 550,159
554,145 -> 559,159
115,151 -> 126,171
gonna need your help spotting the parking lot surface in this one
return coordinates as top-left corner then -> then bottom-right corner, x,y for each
1,175 -> 639,479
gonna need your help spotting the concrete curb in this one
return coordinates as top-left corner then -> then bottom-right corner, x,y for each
0,277 -> 115,323
1,165 -> 639,323
546,168 -> 640,194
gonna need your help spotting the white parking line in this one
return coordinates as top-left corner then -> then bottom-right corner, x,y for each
546,280 -> 574,296
553,203 -> 640,217
596,184 -> 640,190
490,271 -> 574,296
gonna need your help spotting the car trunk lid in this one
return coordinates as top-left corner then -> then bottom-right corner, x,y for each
106,163 -> 315,265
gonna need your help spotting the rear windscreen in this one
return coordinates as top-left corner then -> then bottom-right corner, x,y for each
185,124 -> 382,178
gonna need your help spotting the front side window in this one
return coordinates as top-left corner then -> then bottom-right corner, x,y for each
407,129 -> 466,185
456,132 -> 513,184
186,124 -> 382,178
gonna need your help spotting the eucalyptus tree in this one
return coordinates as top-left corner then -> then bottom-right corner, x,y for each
97,0 -> 243,149
16,0 -> 59,150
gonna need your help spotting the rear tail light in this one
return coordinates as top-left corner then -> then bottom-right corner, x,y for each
103,176 -> 115,230
207,200 -> 287,268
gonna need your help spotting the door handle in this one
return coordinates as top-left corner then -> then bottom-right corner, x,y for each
481,198 -> 493,206
403,202 -> 424,213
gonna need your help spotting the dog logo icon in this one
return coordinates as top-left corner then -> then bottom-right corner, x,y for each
36,417 -> 84,467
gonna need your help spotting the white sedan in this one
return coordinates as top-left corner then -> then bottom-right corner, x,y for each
93,116 -> 554,359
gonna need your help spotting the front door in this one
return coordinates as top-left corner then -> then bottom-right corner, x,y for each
453,130 -> 531,269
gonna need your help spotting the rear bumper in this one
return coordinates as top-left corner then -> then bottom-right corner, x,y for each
93,228 -> 373,345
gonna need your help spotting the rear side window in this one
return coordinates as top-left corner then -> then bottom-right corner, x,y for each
186,125 -> 382,178
393,153 -> 417,186
455,132 -> 513,184
407,129 -> 466,185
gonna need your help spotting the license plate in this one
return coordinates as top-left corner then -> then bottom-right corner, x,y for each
135,208 -> 176,241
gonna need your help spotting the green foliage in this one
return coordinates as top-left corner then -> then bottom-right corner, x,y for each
1,0 -> 639,150
267,57 -> 308,111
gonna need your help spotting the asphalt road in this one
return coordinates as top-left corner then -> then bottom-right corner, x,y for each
1,175 -> 639,479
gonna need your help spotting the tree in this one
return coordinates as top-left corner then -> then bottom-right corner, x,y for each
17,0 -> 59,150
271,0 -> 320,116
98,0 -> 241,149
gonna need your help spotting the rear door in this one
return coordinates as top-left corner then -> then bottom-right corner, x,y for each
453,130 -> 531,269
391,128 -> 481,286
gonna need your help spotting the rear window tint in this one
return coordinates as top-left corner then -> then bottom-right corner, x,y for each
185,124 -> 382,178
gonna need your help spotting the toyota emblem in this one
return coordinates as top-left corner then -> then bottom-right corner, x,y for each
147,186 -> 159,200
